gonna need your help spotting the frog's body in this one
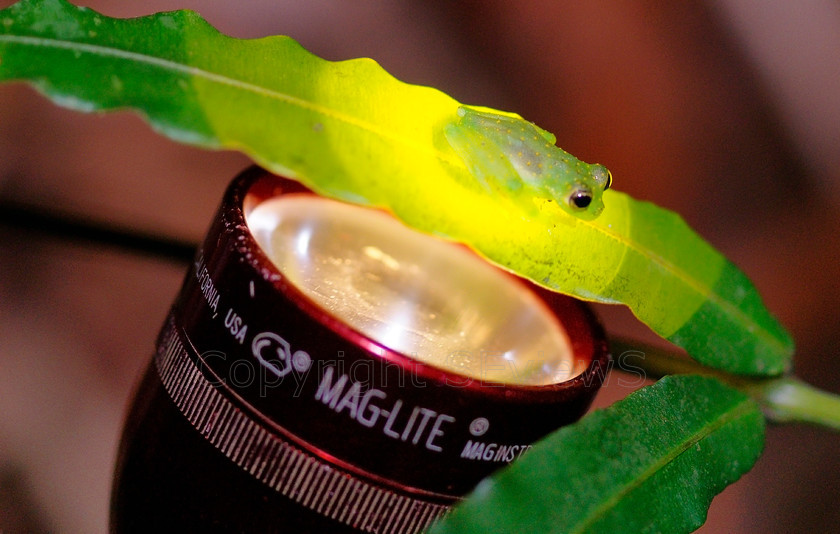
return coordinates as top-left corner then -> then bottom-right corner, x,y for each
444,106 -> 611,218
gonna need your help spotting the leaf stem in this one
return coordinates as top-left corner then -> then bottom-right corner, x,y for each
745,378 -> 840,431
610,336 -> 840,432
0,199 -> 197,263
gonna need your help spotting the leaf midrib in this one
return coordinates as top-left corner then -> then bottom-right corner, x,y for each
568,397 -> 756,534
590,215 -> 788,357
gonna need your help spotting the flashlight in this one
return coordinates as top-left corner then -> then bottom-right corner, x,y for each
110,167 -> 609,533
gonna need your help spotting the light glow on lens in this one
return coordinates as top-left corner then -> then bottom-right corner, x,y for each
247,195 -> 584,385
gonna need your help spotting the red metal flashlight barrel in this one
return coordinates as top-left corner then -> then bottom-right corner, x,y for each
110,167 -> 610,533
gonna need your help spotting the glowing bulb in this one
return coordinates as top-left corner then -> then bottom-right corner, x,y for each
247,195 -> 583,385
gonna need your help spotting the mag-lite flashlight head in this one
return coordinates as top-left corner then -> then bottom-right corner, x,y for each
111,168 -> 609,533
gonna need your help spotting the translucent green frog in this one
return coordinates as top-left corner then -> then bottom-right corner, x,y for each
444,106 -> 611,218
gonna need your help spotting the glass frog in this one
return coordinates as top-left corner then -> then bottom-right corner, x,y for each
444,106 -> 611,218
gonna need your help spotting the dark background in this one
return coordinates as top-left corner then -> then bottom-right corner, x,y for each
1,1 -> 838,532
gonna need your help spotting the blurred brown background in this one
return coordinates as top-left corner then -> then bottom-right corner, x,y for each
1,1 -> 838,532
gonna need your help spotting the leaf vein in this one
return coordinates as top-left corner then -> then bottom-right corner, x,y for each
569,398 -> 756,534
582,216 -> 787,357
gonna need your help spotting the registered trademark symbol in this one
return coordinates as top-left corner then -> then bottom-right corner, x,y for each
292,350 -> 312,372
469,417 -> 490,436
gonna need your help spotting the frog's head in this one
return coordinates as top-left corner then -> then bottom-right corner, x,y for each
552,163 -> 611,219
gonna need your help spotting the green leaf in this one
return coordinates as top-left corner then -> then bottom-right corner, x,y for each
0,0 -> 793,375
428,375 -> 765,534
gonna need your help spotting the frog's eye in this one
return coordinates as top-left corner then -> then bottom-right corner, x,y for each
569,189 -> 592,209
604,170 -> 612,190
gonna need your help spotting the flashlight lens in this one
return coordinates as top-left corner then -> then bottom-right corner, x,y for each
247,196 -> 582,385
